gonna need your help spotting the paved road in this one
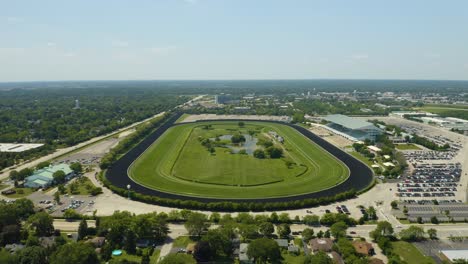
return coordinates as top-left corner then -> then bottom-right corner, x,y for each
53,219 -> 96,231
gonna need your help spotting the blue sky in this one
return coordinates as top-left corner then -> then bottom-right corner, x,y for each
1,0 -> 468,81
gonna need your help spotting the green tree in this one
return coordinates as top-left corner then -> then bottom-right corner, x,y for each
278,213 -> 290,223
36,161 -> 51,170
302,228 -> 315,242
124,229 -> 137,254
277,224 -> 291,238
330,221 -> 348,239
54,191 -> 61,204
9,170 -> 19,181
266,146 -> 283,158
209,212 -> 221,223
390,201 -> 398,209
17,168 -> 34,181
269,212 -> 279,223
50,242 -> 99,264
303,215 -> 320,226
247,238 -> 281,263
399,226 -> 425,241
304,251 -> 333,264
158,253 -> 196,264
231,134 -> 246,144
200,229 -> 232,259
238,121 -> 245,127
70,162 -> 83,174
27,212 -> 54,236
17,246 -> 47,264
53,170 -> 66,184
430,216 -> 439,224
184,212 -> 209,237
258,222 -> 274,237
427,228 -> 437,240
58,184 -> 66,194
0,248 -> 18,264
370,221 -> 394,241
63,209 -> 81,220
77,219 -> 88,240
253,149 -> 266,159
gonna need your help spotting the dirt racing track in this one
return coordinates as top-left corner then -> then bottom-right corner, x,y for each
106,113 -> 374,203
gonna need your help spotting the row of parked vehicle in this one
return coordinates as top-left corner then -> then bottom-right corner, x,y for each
397,163 -> 461,198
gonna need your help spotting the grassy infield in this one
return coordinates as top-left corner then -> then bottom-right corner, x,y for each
129,121 -> 349,199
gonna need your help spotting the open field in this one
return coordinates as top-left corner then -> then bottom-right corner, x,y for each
391,241 -> 436,264
395,143 -> 422,150
129,121 -> 349,199
416,105 -> 468,120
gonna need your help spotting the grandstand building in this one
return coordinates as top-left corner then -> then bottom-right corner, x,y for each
323,114 -> 382,141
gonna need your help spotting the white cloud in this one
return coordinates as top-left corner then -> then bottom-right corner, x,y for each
47,42 -> 56,47
183,0 -> 198,4
149,46 -> 176,55
350,54 -> 369,60
112,41 -> 129,48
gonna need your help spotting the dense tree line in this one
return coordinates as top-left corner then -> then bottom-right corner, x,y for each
0,88 -> 188,171
411,135 -> 450,151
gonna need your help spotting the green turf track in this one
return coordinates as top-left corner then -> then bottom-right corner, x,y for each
128,121 -> 349,199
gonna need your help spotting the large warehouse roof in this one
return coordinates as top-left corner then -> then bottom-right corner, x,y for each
324,114 -> 377,130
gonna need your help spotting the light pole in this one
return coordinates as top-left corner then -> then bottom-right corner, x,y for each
127,184 -> 131,200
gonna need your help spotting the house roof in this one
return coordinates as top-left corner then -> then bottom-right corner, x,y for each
324,114 -> 379,130
26,164 -> 73,183
288,246 -> 299,252
309,238 -> 333,252
441,250 -> 468,261
89,237 -> 105,247
275,239 -> 289,248
33,179 -> 49,185
369,258 -> 385,264
352,241 -> 374,255
239,243 -> 251,261
186,243 -> 196,252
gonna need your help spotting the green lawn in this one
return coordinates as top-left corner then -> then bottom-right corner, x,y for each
281,252 -> 306,264
150,249 -> 160,264
391,241 -> 435,264
67,177 -> 96,195
0,184 -> 8,190
175,113 -> 191,123
111,250 -> 141,263
415,105 -> 468,121
4,187 -> 34,198
349,151 -> 375,167
129,121 -> 349,199
395,144 -> 421,150
172,236 -> 195,248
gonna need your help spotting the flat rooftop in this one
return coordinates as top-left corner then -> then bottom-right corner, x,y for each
0,143 -> 44,152
324,114 -> 378,130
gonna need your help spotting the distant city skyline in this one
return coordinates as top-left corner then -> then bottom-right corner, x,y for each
1,0 -> 468,82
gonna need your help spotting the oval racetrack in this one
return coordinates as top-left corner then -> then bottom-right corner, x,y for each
106,113 -> 374,203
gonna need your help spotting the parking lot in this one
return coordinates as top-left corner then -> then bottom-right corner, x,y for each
397,163 -> 462,198
30,190 -> 97,217
403,202 -> 468,223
